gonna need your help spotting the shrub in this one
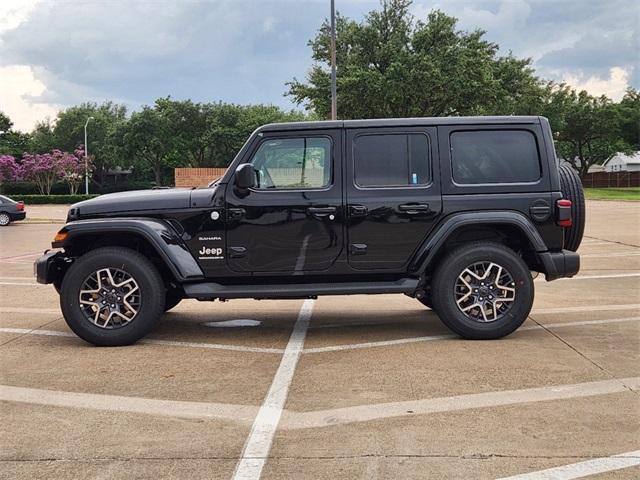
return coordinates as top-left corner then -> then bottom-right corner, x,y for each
11,194 -> 99,204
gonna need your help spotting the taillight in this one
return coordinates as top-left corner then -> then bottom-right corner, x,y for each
16,201 -> 24,211
557,199 -> 572,227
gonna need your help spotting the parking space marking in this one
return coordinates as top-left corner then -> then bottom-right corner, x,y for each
580,251 -> 640,258
556,272 -> 640,280
0,327 -> 286,353
1,316 -> 637,355
0,384 -> 258,424
497,449 -> 640,480
532,304 -> 640,314
0,307 -> 61,314
233,299 -> 314,480
1,377 -> 637,435
279,376 -> 640,430
303,317 -> 640,354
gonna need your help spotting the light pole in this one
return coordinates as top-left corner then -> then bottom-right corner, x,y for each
330,0 -> 337,120
84,116 -> 94,195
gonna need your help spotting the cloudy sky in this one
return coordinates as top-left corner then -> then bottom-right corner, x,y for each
1,0 -> 638,131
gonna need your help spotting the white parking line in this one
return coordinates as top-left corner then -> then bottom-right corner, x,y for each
532,304 -> 640,314
556,272 -> 640,280
0,327 -> 286,354
1,376 -> 637,433
303,317 -> 640,354
497,449 -> 640,480
279,376 -> 640,430
1,317 -> 638,355
232,299 -> 314,480
0,384 -> 258,424
580,251 -> 640,258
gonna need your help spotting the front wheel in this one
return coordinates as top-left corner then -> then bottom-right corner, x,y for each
60,247 -> 165,346
431,242 -> 534,340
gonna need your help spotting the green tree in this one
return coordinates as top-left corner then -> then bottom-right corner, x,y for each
203,104 -> 307,167
616,88 -> 640,149
0,111 -> 31,157
287,0 -> 542,119
541,84 -> 632,177
124,104 -> 177,185
51,102 -> 128,186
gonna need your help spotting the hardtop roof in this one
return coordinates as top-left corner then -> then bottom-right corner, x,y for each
258,116 -> 543,132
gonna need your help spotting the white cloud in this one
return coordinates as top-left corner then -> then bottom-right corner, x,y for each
0,0 -> 41,35
0,65 -> 60,131
562,67 -> 631,101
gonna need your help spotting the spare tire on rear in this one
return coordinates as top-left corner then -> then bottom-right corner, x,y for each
558,164 -> 586,251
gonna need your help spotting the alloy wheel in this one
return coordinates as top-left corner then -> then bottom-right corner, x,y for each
78,267 -> 141,329
454,261 -> 516,322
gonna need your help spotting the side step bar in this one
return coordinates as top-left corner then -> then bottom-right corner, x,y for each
183,278 -> 419,300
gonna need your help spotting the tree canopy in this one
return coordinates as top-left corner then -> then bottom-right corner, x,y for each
287,0 -> 542,119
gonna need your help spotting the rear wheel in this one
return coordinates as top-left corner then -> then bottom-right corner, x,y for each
60,247 -> 165,346
558,164 -> 586,251
0,212 -> 11,226
431,242 -> 534,340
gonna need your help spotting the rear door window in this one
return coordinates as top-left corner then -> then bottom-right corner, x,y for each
353,133 -> 430,188
450,130 -> 541,184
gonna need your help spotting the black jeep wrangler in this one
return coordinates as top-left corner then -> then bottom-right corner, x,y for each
35,116 -> 584,346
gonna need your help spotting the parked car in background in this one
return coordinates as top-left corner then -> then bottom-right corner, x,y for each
0,195 -> 26,226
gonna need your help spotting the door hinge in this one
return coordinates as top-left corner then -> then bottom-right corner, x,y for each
229,246 -> 247,258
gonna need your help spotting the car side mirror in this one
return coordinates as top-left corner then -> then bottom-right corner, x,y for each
234,164 -> 257,190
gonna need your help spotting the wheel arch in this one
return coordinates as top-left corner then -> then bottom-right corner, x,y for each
409,211 -> 548,275
55,218 -> 204,283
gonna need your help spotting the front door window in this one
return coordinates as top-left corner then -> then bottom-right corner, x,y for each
250,137 -> 331,190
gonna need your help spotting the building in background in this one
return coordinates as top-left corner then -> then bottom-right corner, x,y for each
604,152 -> 640,172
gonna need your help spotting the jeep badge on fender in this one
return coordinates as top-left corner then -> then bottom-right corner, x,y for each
34,116 -> 583,346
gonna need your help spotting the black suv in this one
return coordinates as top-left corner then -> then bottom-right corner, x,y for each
35,116 -> 584,346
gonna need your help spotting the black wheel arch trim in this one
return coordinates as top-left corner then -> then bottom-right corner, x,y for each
409,211 -> 549,274
54,218 -> 204,281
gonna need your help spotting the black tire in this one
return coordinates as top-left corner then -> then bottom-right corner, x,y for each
164,289 -> 183,312
431,242 -> 534,340
60,247 -> 165,346
558,164 -> 586,251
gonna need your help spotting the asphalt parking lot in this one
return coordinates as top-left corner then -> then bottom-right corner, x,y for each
1,200 -> 639,480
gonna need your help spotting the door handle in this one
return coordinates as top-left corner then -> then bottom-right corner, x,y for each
349,205 -> 368,217
307,206 -> 337,217
228,208 -> 246,220
398,203 -> 431,214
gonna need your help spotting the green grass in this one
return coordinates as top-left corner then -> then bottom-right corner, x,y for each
585,187 -> 640,201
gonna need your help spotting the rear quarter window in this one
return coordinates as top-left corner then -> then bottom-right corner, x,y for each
450,130 -> 541,184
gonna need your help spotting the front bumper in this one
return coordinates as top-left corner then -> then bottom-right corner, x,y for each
539,249 -> 580,281
34,250 -> 68,285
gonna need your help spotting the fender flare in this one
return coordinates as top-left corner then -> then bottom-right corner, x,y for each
55,218 -> 204,281
408,211 -> 548,273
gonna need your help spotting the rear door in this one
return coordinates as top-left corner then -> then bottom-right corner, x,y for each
345,126 -> 441,270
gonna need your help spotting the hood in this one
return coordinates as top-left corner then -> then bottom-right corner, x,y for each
70,188 -> 194,219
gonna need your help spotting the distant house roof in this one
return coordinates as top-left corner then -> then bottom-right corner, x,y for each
604,152 -> 640,166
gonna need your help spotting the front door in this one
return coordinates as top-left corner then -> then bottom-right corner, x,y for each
225,129 -> 343,273
345,126 -> 442,270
